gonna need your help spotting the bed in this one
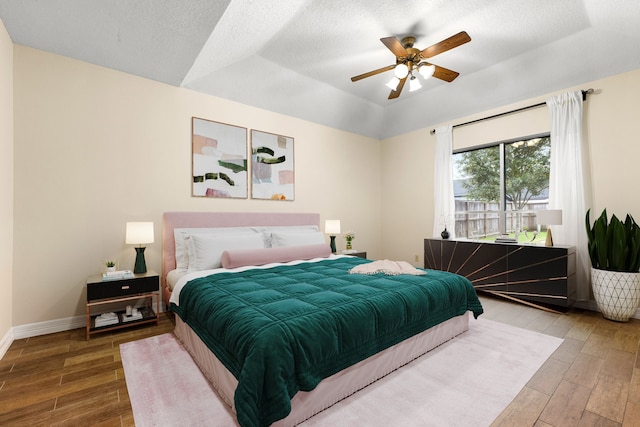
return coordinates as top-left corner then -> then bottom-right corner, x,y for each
162,212 -> 484,427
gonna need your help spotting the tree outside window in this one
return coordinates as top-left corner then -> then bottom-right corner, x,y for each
453,136 -> 550,242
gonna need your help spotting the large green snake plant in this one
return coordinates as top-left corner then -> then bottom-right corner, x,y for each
586,209 -> 640,272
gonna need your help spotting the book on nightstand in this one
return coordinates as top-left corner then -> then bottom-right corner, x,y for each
94,312 -> 119,327
121,312 -> 143,323
495,237 -> 517,243
102,270 -> 134,280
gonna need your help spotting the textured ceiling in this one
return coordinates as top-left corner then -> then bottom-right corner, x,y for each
2,0 -> 640,139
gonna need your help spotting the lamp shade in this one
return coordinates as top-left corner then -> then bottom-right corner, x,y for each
325,220 -> 341,235
385,76 -> 400,90
537,210 -> 563,226
126,222 -> 155,245
419,63 -> 436,78
409,76 -> 422,92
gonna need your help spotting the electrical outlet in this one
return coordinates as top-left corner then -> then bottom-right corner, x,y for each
414,254 -> 420,263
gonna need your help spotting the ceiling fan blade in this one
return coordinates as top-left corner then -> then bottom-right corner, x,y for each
419,31 -> 471,59
388,77 -> 407,99
432,64 -> 460,82
351,64 -> 396,82
380,37 -> 407,58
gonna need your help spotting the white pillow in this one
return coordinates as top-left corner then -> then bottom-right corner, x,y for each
186,233 -> 266,272
174,227 -> 257,269
270,231 -> 326,247
174,226 -> 321,268
258,225 -> 319,247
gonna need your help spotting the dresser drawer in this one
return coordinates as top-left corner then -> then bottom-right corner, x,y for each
87,274 -> 159,301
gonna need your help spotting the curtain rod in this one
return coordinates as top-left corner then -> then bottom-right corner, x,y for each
429,88 -> 594,135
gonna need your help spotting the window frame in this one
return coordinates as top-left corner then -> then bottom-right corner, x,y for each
452,132 -> 550,238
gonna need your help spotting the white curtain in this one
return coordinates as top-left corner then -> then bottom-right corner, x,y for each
546,91 -> 592,301
433,125 -> 455,238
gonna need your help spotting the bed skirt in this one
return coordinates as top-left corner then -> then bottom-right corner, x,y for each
174,313 -> 469,426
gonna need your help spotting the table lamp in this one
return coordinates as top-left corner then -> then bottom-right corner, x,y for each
126,222 -> 154,274
537,210 -> 562,247
325,219 -> 341,253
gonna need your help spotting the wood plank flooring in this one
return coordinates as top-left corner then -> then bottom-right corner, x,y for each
0,316 -> 174,426
1,296 -> 639,426
484,296 -> 640,427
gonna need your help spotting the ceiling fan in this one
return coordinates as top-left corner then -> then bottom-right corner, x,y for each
351,31 -> 471,99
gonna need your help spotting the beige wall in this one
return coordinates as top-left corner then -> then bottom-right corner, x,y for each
9,41 -> 640,330
0,19 -> 14,343
12,45 -> 381,327
381,69 -> 640,266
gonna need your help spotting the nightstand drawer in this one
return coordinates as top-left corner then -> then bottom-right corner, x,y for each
87,274 -> 158,301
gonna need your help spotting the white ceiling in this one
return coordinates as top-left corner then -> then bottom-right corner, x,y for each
2,0 -> 640,139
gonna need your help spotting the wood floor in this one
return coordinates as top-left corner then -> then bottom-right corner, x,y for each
0,315 -> 175,426
1,296 -> 640,426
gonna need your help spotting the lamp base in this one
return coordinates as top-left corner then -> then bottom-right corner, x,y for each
133,247 -> 147,274
545,229 -> 554,247
329,235 -> 336,253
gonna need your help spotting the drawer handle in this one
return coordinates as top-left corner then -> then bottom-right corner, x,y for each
121,285 -> 130,290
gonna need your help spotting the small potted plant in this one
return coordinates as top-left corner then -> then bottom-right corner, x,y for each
586,208 -> 640,321
105,260 -> 117,273
344,231 -> 355,252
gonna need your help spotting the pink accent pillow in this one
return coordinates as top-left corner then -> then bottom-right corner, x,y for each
221,244 -> 331,269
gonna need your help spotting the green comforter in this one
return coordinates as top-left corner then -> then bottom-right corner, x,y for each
171,257 -> 483,427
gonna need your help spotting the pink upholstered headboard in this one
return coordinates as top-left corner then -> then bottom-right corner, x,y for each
161,211 -> 320,307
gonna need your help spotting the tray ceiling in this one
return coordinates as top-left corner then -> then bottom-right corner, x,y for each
1,0 -> 639,139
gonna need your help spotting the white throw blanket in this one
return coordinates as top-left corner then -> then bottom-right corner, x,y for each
349,259 -> 426,276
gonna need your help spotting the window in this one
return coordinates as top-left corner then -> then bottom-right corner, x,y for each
452,134 -> 550,242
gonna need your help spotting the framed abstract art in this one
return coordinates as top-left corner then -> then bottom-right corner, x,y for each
250,130 -> 295,200
192,117 -> 248,198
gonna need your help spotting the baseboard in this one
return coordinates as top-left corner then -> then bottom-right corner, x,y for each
0,315 -> 85,360
0,328 -> 15,360
12,315 -> 86,340
1,304 -> 167,359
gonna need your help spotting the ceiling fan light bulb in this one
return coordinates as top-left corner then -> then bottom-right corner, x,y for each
409,76 -> 422,92
394,63 -> 409,79
419,64 -> 436,78
385,77 -> 400,90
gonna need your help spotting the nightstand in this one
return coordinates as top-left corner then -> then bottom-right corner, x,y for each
346,251 -> 367,259
85,270 -> 160,340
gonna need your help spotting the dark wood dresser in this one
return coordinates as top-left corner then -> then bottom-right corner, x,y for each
424,238 -> 576,311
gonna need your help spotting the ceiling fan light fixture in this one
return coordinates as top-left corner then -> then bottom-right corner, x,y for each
385,76 -> 400,90
394,63 -> 409,79
409,75 -> 422,92
351,31 -> 470,100
419,64 -> 436,79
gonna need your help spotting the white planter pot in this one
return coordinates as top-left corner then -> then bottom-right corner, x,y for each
591,267 -> 640,322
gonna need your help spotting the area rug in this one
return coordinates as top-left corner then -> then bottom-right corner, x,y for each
120,315 -> 563,426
